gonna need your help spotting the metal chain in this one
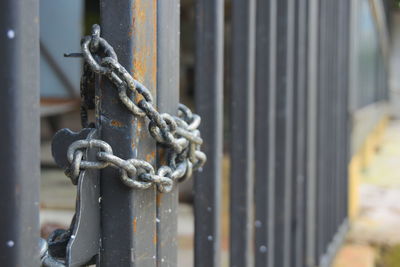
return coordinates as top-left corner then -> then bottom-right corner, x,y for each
66,24 -> 206,193
40,24 -> 206,267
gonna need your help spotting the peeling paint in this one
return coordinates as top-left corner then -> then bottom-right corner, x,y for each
156,194 -> 163,206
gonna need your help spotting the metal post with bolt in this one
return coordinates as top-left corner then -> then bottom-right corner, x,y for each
0,0 -> 40,266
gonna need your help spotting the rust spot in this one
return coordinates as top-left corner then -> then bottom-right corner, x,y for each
151,0 -> 157,89
158,148 -> 167,165
132,58 -> 146,83
146,151 -> 156,163
135,119 -> 146,139
153,232 -> 157,245
133,217 -> 137,233
135,92 -> 145,103
156,193 -> 163,205
128,0 -> 157,90
129,1 -> 137,37
110,120 -> 123,127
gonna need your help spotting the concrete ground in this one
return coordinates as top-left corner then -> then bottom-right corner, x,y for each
334,120 -> 400,267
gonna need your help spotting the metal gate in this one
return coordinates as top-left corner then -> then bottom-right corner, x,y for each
0,0 -> 353,266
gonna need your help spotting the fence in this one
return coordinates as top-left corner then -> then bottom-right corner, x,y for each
0,0 -> 354,266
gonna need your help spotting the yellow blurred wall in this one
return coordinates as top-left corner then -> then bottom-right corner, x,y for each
348,115 -> 389,219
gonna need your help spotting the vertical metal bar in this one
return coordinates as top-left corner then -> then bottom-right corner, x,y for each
156,0 -> 180,266
99,1 -> 157,266
325,0 -> 335,246
305,0 -> 319,265
273,0 -> 295,266
194,0 -> 224,266
333,0 -> 340,238
267,3 -> 278,267
341,0 -> 351,224
291,0 -> 308,266
337,0 -> 345,224
316,0 -> 328,262
0,0 -> 40,266
230,0 -> 256,265
334,0 -> 340,237
254,0 -> 275,266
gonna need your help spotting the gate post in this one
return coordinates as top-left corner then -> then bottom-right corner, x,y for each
0,0 -> 40,265
99,1 -> 158,266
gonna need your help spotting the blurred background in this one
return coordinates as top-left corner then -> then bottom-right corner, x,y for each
38,0 -> 400,266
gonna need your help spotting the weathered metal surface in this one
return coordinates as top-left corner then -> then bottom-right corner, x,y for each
156,0 -> 180,265
230,0 -> 256,266
194,0 -> 224,266
0,0 -> 40,265
99,0 -> 157,266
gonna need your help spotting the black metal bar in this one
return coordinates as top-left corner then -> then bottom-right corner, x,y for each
230,0 -> 256,265
337,0 -> 345,223
325,0 -> 335,247
273,0 -> 295,266
316,0 -> 328,261
333,0 -> 341,234
267,4 -> 278,267
156,0 -> 180,265
0,0 -> 40,265
340,0 -> 351,224
254,0 -> 275,266
99,1 -> 157,266
291,0 -> 308,266
338,0 -> 348,230
305,0 -> 320,266
333,0 -> 341,239
194,0 -> 224,266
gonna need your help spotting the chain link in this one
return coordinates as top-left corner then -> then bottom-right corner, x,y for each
66,24 -> 206,193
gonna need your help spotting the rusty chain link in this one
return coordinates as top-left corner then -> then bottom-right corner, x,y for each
67,24 -> 206,193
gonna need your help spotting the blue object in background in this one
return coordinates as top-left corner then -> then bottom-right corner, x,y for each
40,0 -> 83,99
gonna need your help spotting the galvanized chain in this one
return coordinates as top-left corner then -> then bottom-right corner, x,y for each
67,24 -> 206,193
